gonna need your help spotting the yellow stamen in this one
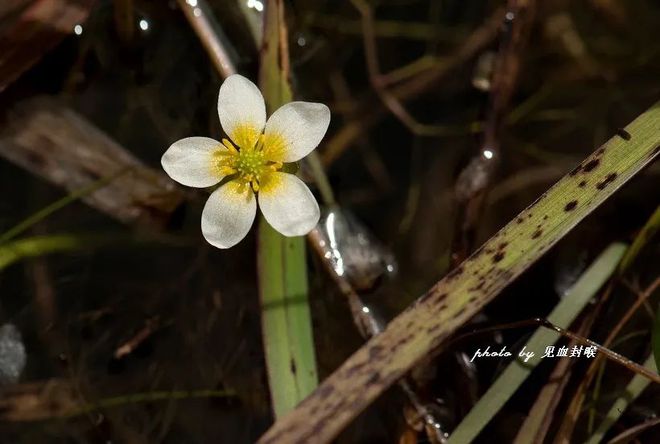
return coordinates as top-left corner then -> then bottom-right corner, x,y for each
222,138 -> 238,153
219,166 -> 237,176
215,123 -> 290,194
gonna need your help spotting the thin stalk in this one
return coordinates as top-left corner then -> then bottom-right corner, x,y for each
584,354 -> 657,444
0,169 -> 128,244
257,0 -> 318,418
66,389 -> 234,418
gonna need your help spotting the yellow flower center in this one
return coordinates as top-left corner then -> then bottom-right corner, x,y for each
214,136 -> 282,192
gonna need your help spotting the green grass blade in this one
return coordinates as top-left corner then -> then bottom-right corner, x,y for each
653,305 -> 660,377
618,205 -> 660,274
0,234 -> 111,270
258,101 -> 660,444
0,169 -> 127,244
258,223 -> 318,417
257,0 -> 318,417
448,243 -> 627,444
66,389 -> 235,418
0,233 -> 188,270
585,354 -> 657,444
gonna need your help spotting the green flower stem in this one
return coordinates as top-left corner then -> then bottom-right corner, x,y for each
305,151 -> 336,205
257,0 -> 318,418
258,223 -> 318,417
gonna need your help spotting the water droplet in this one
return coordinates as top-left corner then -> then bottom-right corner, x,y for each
246,0 -> 264,12
0,324 -> 26,385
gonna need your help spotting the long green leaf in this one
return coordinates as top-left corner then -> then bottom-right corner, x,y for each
618,205 -> 660,274
257,0 -> 318,418
0,169 -> 127,244
0,233 -> 187,270
258,102 -> 660,444
448,243 -> 627,444
653,305 -> 660,377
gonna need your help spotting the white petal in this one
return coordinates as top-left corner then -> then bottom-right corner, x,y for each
217,74 -> 266,149
202,181 -> 257,249
258,172 -> 320,236
263,101 -> 330,162
161,137 -> 225,188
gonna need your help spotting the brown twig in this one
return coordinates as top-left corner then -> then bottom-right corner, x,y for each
352,0 -> 503,138
114,317 -> 160,360
307,226 -> 447,442
553,276 -> 660,443
175,0 -> 237,79
513,311 -> 595,444
450,0 -> 536,266
113,0 -> 135,44
607,417 -> 660,444
328,71 -> 393,192
321,7 -> 505,166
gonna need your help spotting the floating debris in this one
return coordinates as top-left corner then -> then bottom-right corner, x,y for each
0,323 -> 26,385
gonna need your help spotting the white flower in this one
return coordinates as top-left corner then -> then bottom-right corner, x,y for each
161,74 -> 330,249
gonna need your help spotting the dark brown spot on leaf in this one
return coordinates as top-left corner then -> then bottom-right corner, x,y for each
316,384 -> 334,399
532,229 -> 542,239
493,251 -> 505,263
469,281 -> 485,291
583,159 -> 600,172
596,173 -> 617,190
369,345 -> 385,359
564,200 -> 578,211
433,293 -> 449,306
446,266 -> 463,280
616,128 -> 631,141
578,180 -> 587,188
